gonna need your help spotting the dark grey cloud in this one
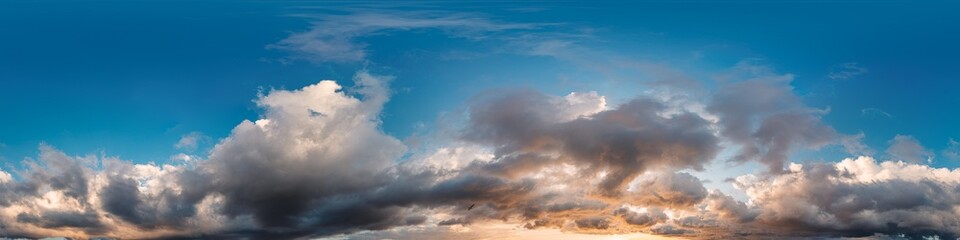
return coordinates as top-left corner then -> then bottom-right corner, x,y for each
734,157 -> 960,239
3,68 -> 958,240
96,159 -> 208,230
615,207 -> 668,226
574,217 -> 611,230
463,89 -> 719,196
16,210 -> 105,232
708,61 -> 838,173
628,172 -> 708,208
0,145 -> 111,237
194,72 -> 407,232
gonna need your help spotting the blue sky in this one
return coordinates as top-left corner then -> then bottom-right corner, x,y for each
3,1 -> 958,168
2,1 -> 960,238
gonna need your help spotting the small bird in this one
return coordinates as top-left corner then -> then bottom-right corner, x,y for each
467,203 -> 476,211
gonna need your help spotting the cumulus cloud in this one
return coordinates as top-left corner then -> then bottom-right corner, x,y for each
0,145 -> 224,239
202,71 -> 408,232
4,69 -> 958,240
0,169 -> 11,184
886,135 -> 934,163
462,89 -> 719,196
708,60 -> 838,173
733,156 -> 960,238
0,74 -> 728,238
0,71 -> 407,239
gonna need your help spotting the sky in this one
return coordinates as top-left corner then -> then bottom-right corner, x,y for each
1,0 -> 960,239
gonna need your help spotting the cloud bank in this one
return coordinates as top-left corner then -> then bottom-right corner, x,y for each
2,69 -> 959,239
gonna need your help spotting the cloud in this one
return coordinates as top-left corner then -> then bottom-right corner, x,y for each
861,107 -> 893,118
0,72 -> 405,239
1,68 -> 955,239
886,135 -> 934,163
200,71 -> 407,231
707,60 -> 838,173
0,74 -> 728,238
840,132 -> 874,156
828,62 -> 868,80
0,146 -> 154,238
174,132 -> 210,152
313,222 -> 678,240
461,89 -> 719,196
733,156 -> 960,238
942,138 -> 960,161
268,11 -> 544,63
0,169 -> 11,183
169,153 -> 199,162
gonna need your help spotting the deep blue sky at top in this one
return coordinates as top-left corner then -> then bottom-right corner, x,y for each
1,1 -> 958,168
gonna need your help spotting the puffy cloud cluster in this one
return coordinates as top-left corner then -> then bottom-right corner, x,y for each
0,145 -> 224,239
204,71 -> 408,231
0,72 -> 409,238
462,89 -> 719,196
3,70 -> 960,239
734,157 -> 960,238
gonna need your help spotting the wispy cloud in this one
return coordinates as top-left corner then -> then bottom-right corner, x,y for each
828,62 -> 868,80
887,134 -> 934,163
943,138 -> 960,161
840,132 -> 874,156
861,107 -> 892,118
174,131 -> 210,152
268,10 -> 550,63
708,60 -> 838,173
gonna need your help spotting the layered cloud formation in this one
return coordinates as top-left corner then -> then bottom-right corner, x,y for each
2,68 -> 959,239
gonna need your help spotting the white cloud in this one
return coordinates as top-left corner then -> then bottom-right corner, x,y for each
834,156 -> 960,183
0,71 -> 407,239
0,169 -> 12,183
734,156 -> 960,238
556,91 -> 607,121
174,132 -> 209,151
199,70 -> 408,228
828,62 -> 868,80
169,153 -> 199,162
268,11 -> 544,63
861,107 -> 892,118
2,62 -> 954,239
0,145 -> 225,239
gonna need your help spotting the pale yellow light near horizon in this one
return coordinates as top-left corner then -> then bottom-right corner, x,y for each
315,223 -> 681,240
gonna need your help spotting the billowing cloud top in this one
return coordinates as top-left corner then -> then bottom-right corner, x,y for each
2,69 -> 959,240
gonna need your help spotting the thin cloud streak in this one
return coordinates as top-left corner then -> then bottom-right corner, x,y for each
268,10 -> 554,63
